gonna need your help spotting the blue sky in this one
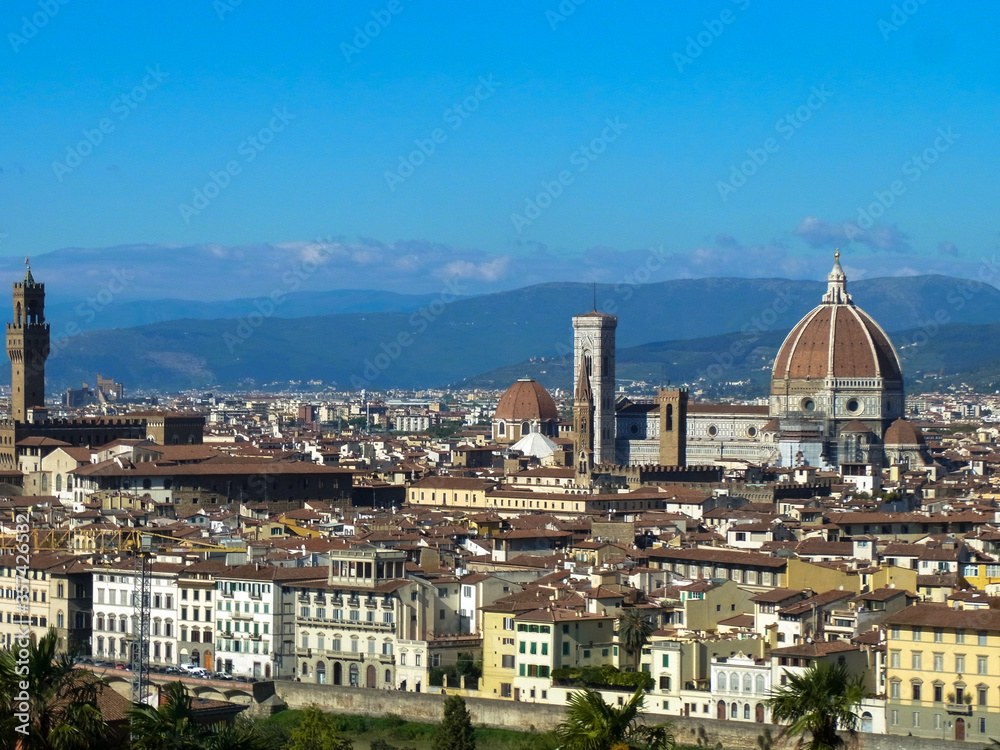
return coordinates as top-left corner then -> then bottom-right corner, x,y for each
1,0 -> 999,296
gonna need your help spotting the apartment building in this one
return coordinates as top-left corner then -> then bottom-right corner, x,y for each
886,603 -> 1000,741
289,547 -> 431,690
91,560 -> 183,666
215,563 -> 324,679
0,552 -> 91,652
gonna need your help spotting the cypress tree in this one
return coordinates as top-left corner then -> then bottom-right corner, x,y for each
433,694 -> 476,750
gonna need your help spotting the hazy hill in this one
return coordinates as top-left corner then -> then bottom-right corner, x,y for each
30,275 -> 1000,393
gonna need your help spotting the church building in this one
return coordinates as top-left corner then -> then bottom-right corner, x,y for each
495,253 -> 930,484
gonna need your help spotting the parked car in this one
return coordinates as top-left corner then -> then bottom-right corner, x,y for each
164,666 -> 183,675
214,671 -> 233,681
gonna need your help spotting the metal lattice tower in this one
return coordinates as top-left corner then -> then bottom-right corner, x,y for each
129,534 -> 153,707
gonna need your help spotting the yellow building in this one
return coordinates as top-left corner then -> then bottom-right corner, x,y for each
511,607 -> 618,702
885,603 -> 1000,741
958,562 -> 1000,592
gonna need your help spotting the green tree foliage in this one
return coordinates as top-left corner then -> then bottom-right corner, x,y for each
616,609 -> 654,670
555,687 -> 674,750
432,695 -> 476,750
128,681 -> 205,750
551,665 -> 653,691
130,681 -> 272,750
0,628 -> 111,750
428,652 -> 481,687
283,705 -> 353,750
765,661 -> 869,750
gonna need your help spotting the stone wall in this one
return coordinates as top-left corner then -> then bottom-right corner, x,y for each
273,682 -> 970,750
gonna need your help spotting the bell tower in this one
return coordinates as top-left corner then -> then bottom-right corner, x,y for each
573,354 -> 594,486
657,387 -> 688,467
572,310 -> 616,465
7,260 -> 50,422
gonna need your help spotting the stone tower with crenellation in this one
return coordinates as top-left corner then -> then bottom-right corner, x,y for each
6,261 -> 49,422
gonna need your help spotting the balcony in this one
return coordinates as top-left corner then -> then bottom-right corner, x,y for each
946,703 -> 973,715
365,599 -> 378,608
232,611 -> 254,620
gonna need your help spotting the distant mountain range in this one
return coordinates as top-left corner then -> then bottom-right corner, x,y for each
26,274 -> 1000,396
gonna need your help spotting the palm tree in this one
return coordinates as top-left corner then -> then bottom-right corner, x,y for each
765,661 -> 869,750
0,628 -> 111,750
555,686 -> 674,750
130,681 -> 274,750
617,609 -> 653,671
128,680 -> 207,750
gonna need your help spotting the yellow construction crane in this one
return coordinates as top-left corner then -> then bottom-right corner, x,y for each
0,526 -> 241,553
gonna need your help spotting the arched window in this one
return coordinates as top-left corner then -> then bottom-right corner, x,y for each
349,664 -> 360,686
97,614 -> 105,631
120,615 -> 128,633
731,702 -> 738,718
744,704 -> 751,720
521,422 -> 530,435
385,669 -> 391,684
96,636 -> 104,655
718,673 -> 727,691
755,675 -> 765,694
666,404 -> 673,431
55,475 -> 62,492
743,674 -> 752,692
